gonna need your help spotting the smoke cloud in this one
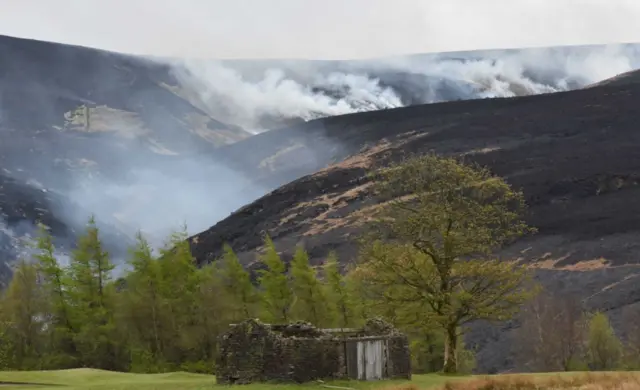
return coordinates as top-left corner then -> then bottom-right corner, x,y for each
2,41 -> 640,273
170,62 -> 404,131
57,44 -> 640,255
169,44 -> 640,132
64,159 -> 266,250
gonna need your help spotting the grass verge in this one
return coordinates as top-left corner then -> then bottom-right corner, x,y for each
1,369 -> 635,390
0,369 -> 456,390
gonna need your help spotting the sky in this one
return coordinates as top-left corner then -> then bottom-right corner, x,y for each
1,0 -> 640,59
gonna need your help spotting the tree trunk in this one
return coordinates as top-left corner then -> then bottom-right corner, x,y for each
443,325 -> 458,374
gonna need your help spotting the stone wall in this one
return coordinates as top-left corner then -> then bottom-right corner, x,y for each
216,319 -> 283,384
216,318 -> 411,384
386,335 -> 412,379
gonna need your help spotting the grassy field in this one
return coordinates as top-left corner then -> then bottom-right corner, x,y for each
0,369 -> 460,390
0,369 -> 638,390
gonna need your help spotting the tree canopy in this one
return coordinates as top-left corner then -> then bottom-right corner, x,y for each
353,154 -> 537,373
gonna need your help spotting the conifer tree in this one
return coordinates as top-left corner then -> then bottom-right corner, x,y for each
257,235 -> 293,324
191,262 -> 227,370
32,223 -> 76,361
122,231 -> 165,366
216,243 -> 258,321
344,269 -> 376,326
1,260 -> 43,368
66,216 -> 117,369
323,252 -> 354,328
290,246 -> 329,326
157,226 -> 200,365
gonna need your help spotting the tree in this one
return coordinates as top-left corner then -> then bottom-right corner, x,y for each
356,154 -> 536,373
32,224 -> 77,365
0,260 -> 43,368
323,253 -> 356,328
344,267 -> 378,326
290,246 -> 330,326
586,312 -> 623,371
216,243 -> 258,321
190,262 -> 228,372
515,291 -> 586,372
156,227 -> 200,367
257,235 -> 293,324
66,216 -> 118,369
121,232 -> 165,367
621,306 -> 640,368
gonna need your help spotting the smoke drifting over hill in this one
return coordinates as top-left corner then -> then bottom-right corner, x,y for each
169,44 -> 640,132
2,36 -> 640,276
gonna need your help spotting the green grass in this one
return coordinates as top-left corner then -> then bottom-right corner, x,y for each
0,369 -> 462,390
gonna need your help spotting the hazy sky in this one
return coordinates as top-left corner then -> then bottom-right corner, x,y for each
1,0 -> 640,59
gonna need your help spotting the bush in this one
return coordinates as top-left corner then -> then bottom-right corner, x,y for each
128,349 -> 173,373
457,344 -> 477,375
179,360 -> 215,374
586,312 -> 623,371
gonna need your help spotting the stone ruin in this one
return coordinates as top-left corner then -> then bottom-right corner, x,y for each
216,318 -> 411,384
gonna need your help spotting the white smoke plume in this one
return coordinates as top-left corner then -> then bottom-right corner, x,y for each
64,160 -> 266,250
2,42 -> 640,274
168,44 -> 640,133
170,62 -> 403,132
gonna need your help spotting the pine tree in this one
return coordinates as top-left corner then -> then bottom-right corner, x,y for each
216,243 -> 258,321
191,263 -> 227,372
122,231 -> 165,368
344,269 -> 376,327
157,226 -> 200,366
290,246 -> 329,326
0,260 -> 43,368
66,216 -> 117,369
323,253 -> 354,328
32,223 -> 77,367
257,235 -> 293,324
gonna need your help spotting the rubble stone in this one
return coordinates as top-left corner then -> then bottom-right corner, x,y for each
216,318 -> 411,384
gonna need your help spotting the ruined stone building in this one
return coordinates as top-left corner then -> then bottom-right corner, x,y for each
216,318 -> 411,384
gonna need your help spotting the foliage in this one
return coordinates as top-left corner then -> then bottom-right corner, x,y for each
290,246 -> 331,326
257,235 -> 293,324
456,338 -> 476,375
0,260 -> 43,368
356,154 -> 537,373
586,312 -> 623,371
216,243 -> 258,321
0,220 -> 388,373
323,253 -> 356,328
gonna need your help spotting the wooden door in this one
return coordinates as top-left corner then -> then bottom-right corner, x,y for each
355,339 -> 387,380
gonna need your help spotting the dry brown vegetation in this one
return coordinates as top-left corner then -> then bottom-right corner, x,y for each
435,373 -> 640,390
381,373 -> 640,390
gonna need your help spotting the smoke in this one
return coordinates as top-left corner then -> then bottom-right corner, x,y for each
63,158 -> 266,250
2,42 -> 640,276
0,218 -> 71,268
166,44 -> 640,132
170,62 -> 404,132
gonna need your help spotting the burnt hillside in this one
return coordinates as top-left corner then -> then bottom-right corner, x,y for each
190,70 -> 640,373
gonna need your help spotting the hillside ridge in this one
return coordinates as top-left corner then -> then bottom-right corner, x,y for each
189,69 -> 640,373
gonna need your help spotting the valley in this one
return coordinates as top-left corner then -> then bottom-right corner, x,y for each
2,33 -> 640,375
